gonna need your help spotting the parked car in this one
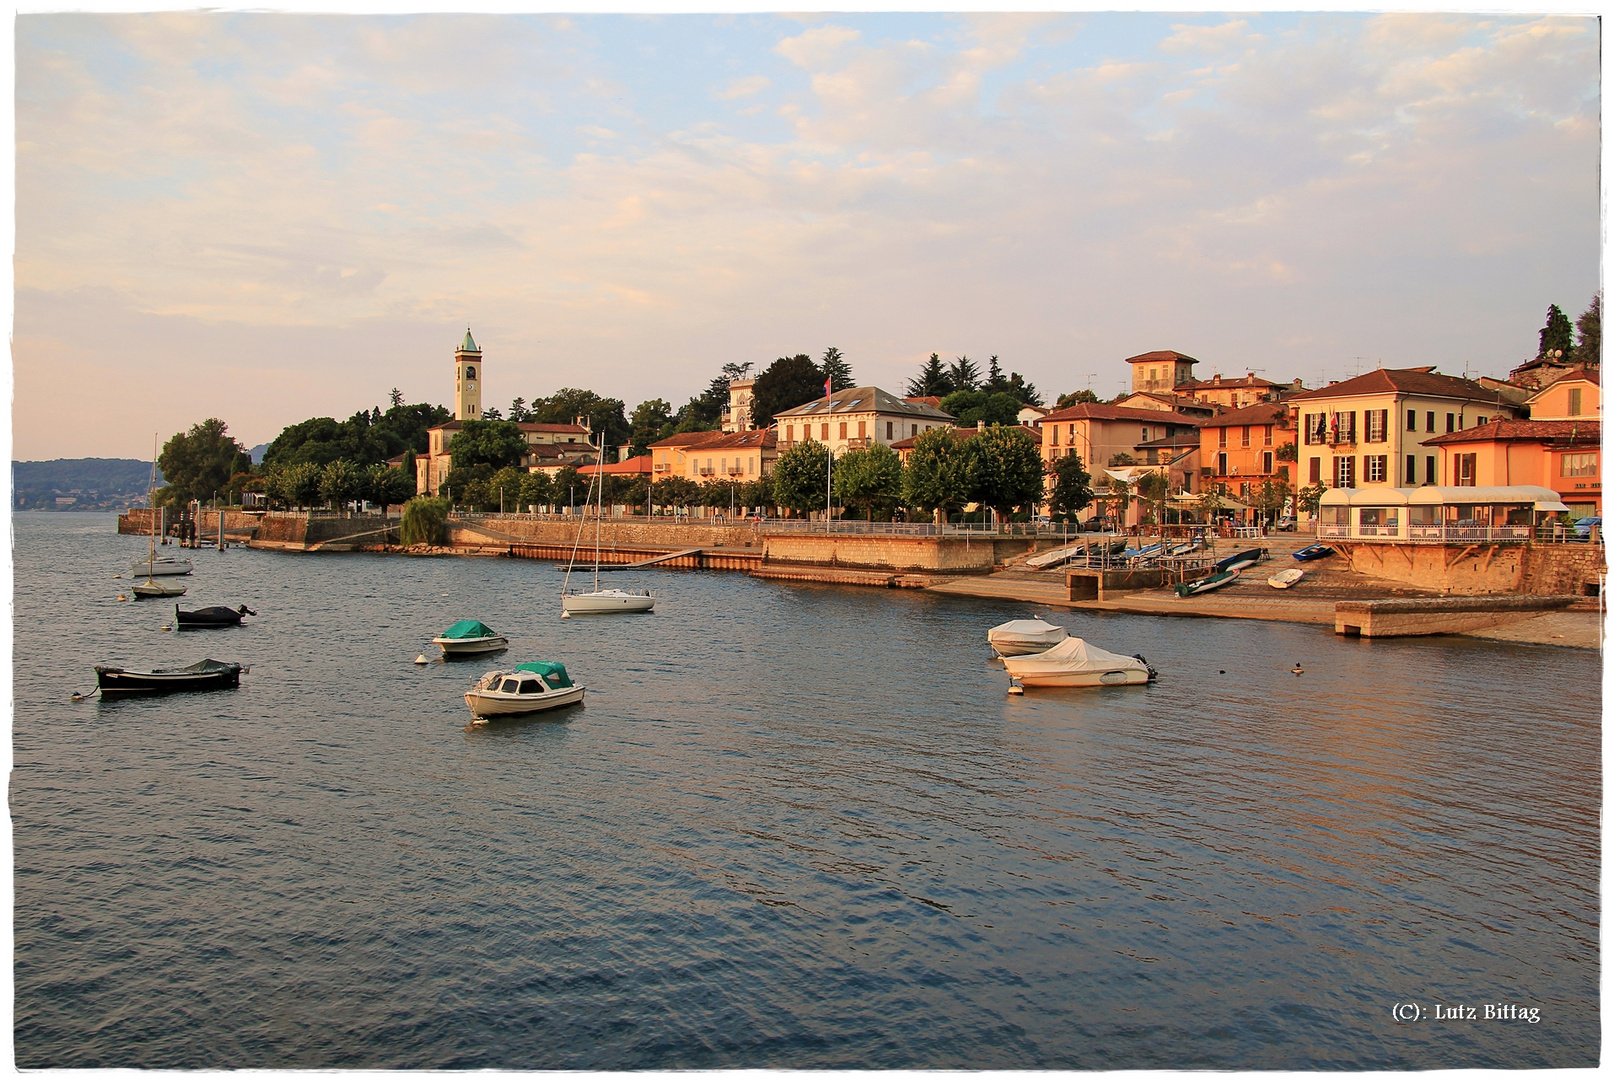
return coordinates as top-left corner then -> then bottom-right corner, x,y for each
1275,516 -> 1297,532
1573,516 -> 1601,539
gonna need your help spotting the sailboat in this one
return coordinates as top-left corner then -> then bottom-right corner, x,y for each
131,436 -> 187,599
561,437 -> 655,617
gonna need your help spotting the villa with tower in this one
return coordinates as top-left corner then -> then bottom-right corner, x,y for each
415,329 -> 596,496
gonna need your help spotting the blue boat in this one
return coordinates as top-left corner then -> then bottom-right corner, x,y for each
1292,543 -> 1334,562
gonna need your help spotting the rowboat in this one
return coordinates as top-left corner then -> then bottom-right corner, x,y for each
1267,568 -> 1305,589
176,604 -> 256,628
94,658 -> 243,694
1292,543 -> 1334,562
1001,637 -> 1156,688
1212,547 -> 1265,573
1175,568 -> 1241,597
465,662 -> 586,722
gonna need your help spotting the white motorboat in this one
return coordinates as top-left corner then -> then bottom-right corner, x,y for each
131,578 -> 187,599
432,619 -> 510,656
562,588 -> 656,615
987,618 -> 1069,656
465,662 -> 586,722
1001,637 -> 1156,689
560,435 -> 655,617
1267,568 -> 1306,589
128,555 -> 194,577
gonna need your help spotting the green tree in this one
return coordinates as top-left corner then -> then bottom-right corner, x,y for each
1539,303 -> 1574,358
490,466 -> 527,512
739,476 -> 774,513
1137,471 -> 1170,526
650,475 -> 700,510
617,475 -> 650,514
1106,476 -> 1134,524
1274,441 -> 1298,463
519,470 -> 554,511
1195,487 -> 1224,523
1296,482 -> 1328,516
443,462 -> 495,505
947,355 -> 981,393
399,496 -> 449,546
905,353 -> 951,397
628,398 -> 675,456
939,390 -> 1023,428
528,389 -> 630,453
507,397 -> 530,422
1045,452 -> 1093,522
1253,475 -> 1294,525
820,346 -> 854,392
1056,389 -> 1099,407
981,356 -> 1042,406
156,418 -> 252,506
964,425 -> 1044,521
264,461 -> 321,509
1574,292 -> 1601,366
447,419 -> 527,469
700,479 -> 743,512
750,354 -> 826,427
771,439 -> 834,516
902,426 -> 970,519
367,463 -> 417,509
374,401 -> 452,458
833,443 -> 903,520
554,465 -> 586,510
318,459 -> 366,508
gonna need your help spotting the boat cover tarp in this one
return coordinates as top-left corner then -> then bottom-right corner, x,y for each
514,661 -> 573,688
1004,637 -> 1148,674
988,619 -> 1064,640
179,659 -> 241,674
440,620 -> 499,639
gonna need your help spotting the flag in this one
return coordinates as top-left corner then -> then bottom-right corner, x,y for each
824,377 -> 832,398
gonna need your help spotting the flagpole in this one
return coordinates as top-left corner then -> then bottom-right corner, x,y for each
824,375 -> 833,532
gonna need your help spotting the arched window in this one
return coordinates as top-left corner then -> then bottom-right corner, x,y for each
467,367 -> 476,380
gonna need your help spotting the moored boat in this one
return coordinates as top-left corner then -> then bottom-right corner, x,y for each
465,662 -> 586,721
176,604 -> 256,628
1292,543 -> 1334,562
1001,637 -> 1156,688
433,620 -> 510,656
94,658 -> 243,694
131,578 -> 187,599
128,555 -> 194,577
562,588 -> 656,615
987,618 -> 1069,656
1175,567 -> 1241,597
1267,568 -> 1305,589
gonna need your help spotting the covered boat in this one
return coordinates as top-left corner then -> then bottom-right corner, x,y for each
1001,637 -> 1156,688
131,578 -> 187,599
987,618 -> 1069,657
95,658 -> 242,694
1267,568 -> 1305,589
465,661 -> 586,721
1292,543 -> 1334,562
432,620 -> 510,656
1176,567 -> 1241,597
175,604 -> 256,628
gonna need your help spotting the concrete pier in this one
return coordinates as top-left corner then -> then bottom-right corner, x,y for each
1333,595 -> 1579,638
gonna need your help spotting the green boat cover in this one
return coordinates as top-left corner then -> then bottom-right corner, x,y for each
440,619 -> 499,639
514,661 -> 573,688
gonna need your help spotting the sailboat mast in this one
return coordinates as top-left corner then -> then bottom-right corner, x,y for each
593,432 -> 603,592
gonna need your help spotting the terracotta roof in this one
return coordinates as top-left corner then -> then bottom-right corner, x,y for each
1197,402 -> 1291,429
1531,367 -> 1601,394
890,426 -> 982,450
774,385 -> 954,421
1115,391 -> 1216,414
1038,402 -> 1205,427
1178,373 -> 1279,390
1424,419 -> 1601,446
648,429 -> 778,451
579,456 -> 655,475
1135,434 -> 1201,450
1287,368 -> 1510,405
1124,350 -> 1198,365
905,395 -> 944,409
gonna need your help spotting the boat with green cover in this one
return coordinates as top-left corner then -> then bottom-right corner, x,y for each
432,619 -> 509,657
464,661 -> 586,721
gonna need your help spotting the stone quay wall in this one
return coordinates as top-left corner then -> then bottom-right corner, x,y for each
1334,595 -> 1578,638
119,508 -> 262,537
1338,541 -> 1605,597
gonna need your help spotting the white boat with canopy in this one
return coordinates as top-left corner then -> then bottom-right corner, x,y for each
1001,637 -> 1156,688
987,618 -> 1068,656
432,620 -> 510,656
465,661 -> 585,721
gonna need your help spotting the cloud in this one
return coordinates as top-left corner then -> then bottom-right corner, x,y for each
715,75 -> 770,100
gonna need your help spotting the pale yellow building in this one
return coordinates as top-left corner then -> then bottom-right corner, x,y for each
1526,369 -> 1600,421
649,429 -> 777,482
1125,350 -> 1198,394
772,386 -> 954,455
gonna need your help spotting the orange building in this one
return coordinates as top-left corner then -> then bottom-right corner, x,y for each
1195,402 -> 1294,507
1424,419 -> 1601,519
648,428 -> 778,484
1527,369 -> 1600,421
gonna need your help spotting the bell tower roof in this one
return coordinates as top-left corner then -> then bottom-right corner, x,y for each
458,328 -> 480,355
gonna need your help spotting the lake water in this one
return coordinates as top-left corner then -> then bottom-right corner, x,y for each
11,512 -> 1600,1068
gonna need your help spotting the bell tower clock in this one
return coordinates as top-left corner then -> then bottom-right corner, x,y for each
454,329 -> 482,421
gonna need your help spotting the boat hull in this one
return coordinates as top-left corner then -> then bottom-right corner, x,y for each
175,605 -> 250,627
562,590 -> 655,614
131,580 -> 187,599
465,682 -> 586,720
987,620 -> 1068,656
1267,569 -> 1305,589
434,635 -> 509,656
1292,544 -> 1334,562
1006,666 -> 1152,688
128,558 -> 193,577
95,662 -> 241,694
1176,568 -> 1241,597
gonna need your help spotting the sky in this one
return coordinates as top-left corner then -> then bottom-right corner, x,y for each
11,9 -> 1602,460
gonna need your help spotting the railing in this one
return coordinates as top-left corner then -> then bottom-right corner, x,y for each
1356,524 -> 1400,537
1329,523 -> 1591,544
1317,523 -> 1351,538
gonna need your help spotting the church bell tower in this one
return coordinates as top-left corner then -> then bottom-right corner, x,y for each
454,329 -> 482,421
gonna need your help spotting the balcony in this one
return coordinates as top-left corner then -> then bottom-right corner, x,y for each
653,463 -> 669,473
698,468 -> 715,476
726,468 -> 744,477
843,438 -> 872,449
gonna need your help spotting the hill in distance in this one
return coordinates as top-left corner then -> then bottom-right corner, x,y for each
13,458 -> 162,511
